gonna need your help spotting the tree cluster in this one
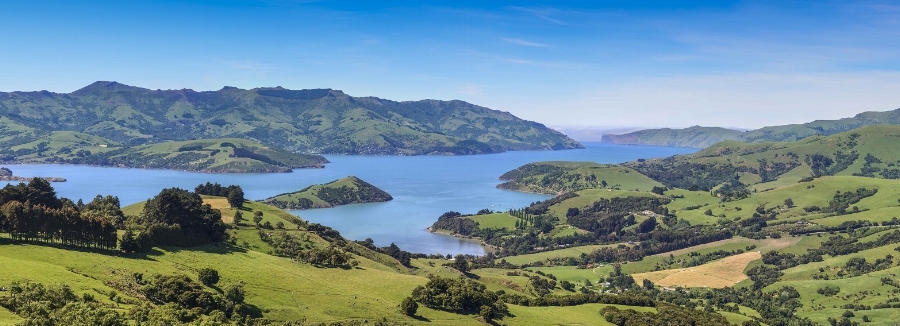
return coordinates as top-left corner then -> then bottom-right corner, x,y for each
0,178 -> 118,250
194,182 -> 245,208
410,276 -> 508,319
130,188 -> 227,251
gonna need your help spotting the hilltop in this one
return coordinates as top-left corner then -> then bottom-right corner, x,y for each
497,161 -> 663,195
0,81 -> 583,156
1,136 -> 327,173
602,107 -> 900,148
260,176 -> 393,209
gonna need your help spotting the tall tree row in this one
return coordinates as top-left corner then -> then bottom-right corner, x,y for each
0,178 -> 118,250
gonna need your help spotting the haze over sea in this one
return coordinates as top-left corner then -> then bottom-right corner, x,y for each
3,143 -> 694,255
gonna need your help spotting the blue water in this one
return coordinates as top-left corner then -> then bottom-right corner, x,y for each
2,142 -> 695,255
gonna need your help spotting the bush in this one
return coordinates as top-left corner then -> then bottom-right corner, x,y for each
399,297 -> 418,316
197,268 -> 219,286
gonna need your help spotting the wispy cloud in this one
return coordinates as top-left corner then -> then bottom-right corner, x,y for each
508,6 -> 573,25
501,37 -> 550,47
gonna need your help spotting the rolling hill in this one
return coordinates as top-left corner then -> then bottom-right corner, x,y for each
602,107 -> 900,148
260,176 -> 393,209
0,81 -> 583,156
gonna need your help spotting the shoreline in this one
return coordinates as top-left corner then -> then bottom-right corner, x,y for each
0,161 -> 325,174
0,175 -> 67,182
425,227 -> 497,255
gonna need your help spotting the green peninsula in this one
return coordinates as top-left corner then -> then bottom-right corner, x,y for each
2,135 -> 328,173
260,176 -> 393,209
497,161 -> 662,195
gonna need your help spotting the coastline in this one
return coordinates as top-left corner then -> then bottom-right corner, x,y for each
426,227 -> 496,255
0,175 -> 67,182
0,161 -> 324,174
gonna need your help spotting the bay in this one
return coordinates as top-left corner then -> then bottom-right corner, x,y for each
2,142 -> 695,255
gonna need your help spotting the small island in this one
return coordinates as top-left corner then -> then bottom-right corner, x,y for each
259,176 -> 392,209
0,167 -> 66,182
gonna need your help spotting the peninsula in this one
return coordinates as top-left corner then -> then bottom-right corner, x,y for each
259,176 -> 393,209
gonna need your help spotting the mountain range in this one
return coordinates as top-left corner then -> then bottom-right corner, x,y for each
0,81 -> 582,156
601,108 -> 900,148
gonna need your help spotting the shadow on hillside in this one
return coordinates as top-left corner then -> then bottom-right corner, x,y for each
0,237 -> 160,261
411,315 -> 431,322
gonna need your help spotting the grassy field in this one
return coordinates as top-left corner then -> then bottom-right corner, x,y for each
468,212 -> 518,230
631,252 -> 761,288
500,243 -> 624,266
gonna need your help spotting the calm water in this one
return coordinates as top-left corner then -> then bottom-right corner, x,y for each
2,142 -> 695,255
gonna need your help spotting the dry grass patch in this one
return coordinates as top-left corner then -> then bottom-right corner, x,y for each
633,251 -> 762,288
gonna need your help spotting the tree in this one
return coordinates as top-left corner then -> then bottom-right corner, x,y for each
479,305 -> 494,321
453,254 -> 468,273
275,221 -> 285,229
253,211 -> 263,227
226,186 -> 244,208
233,211 -> 243,226
224,282 -> 245,304
120,230 -> 139,253
399,297 -> 418,316
197,268 -> 219,287
784,198 -> 794,208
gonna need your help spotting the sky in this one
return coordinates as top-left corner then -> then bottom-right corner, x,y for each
2,0 -> 899,129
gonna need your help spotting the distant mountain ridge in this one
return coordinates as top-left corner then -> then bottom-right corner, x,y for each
602,108 -> 900,148
0,81 -> 583,155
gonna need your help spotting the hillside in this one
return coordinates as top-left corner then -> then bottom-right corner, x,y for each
497,161 -> 663,195
259,176 -> 393,209
618,125 -> 900,194
602,107 -> 900,148
0,81 -> 583,156
1,182 -> 736,325
1,136 -> 327,173
601,126 -> 744,148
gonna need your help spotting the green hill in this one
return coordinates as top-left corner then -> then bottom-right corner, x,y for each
602,107 -> 900,148
0,81 -> 582,156
498,161 -> 663,195
625,125 -> 900,192
3,136 -> 327,173
2,185 -> 730,325
259,176 -> 393,209
600,126 -> 743,148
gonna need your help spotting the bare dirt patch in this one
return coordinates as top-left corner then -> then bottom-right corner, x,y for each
633,251 -> 762,288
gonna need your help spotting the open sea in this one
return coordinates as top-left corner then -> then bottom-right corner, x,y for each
2,142 -> 696,255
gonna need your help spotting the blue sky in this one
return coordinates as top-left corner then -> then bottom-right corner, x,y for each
2,0 -> 899,129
